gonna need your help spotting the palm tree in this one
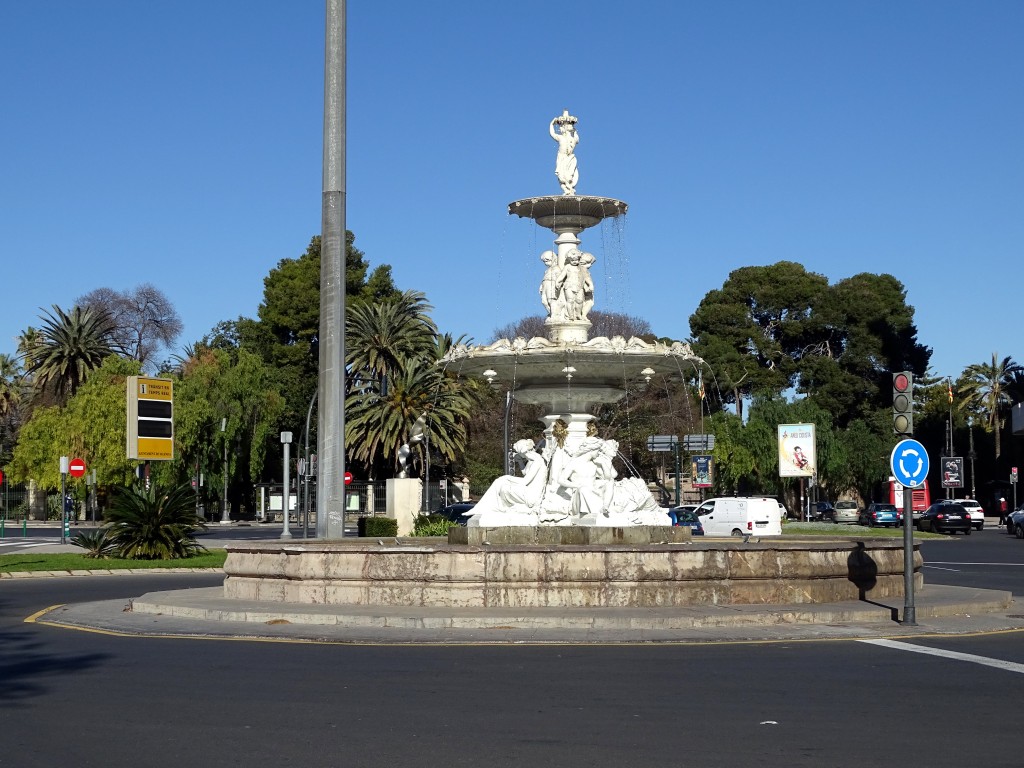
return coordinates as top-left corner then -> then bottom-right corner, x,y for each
345,294 -> 482,477
24,305 -> 117,402
0,353 -> 23,422
957,353 -> 1023,459
105,483 -> 206,559
346,290 -> 437,381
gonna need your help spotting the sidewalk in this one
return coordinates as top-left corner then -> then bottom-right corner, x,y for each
31,582 -> 1023,645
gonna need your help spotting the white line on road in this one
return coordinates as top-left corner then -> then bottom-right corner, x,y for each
860,639 -> 1024,674
926,562 -> 1024,566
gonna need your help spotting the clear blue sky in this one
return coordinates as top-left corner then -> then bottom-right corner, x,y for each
2,1 -> 1021,384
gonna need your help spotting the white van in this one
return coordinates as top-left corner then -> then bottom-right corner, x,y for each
693,497 -> 783,537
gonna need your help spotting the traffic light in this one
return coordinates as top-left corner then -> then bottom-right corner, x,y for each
892,371 -> 913,435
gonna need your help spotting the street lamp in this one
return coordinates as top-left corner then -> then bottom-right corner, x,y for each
281,431 -> 293,539
220,417 -> 230,525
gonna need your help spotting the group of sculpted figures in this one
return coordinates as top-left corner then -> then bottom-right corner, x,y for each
540,247 -> 595,323
465,422 -> 663,527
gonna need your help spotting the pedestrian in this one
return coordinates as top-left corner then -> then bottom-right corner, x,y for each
999,497 -> 1008,524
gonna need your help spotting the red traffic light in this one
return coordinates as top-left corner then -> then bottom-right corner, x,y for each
893,372 -> 910,392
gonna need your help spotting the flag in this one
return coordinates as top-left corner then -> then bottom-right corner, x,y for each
698,375 -> 706,401
947,380 -> 953,404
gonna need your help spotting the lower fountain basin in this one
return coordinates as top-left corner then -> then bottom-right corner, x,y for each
223,532 -> 922,608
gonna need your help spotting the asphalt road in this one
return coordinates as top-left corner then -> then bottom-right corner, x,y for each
3,531 -> 1024,766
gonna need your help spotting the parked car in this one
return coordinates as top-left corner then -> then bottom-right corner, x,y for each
939,498 -> 985,530
810,501 -> 835,522
1006,506 -> 1024,536
833,500 -> 859,524
859,502 -> 901,528
670,508 -> 705,535
668,504 -> 697,522
917,502 -> 972,535
434,502 -> 476,526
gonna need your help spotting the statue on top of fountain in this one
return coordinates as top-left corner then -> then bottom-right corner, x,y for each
550,109 -> 580,195
539,246 -> 595,323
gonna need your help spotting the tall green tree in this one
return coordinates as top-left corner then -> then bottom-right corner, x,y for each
244,233 -> 399,430
798,272 -> 930,427
689,262 -> 828,418
956,353 -> 1022,459
23,304 -> 118,403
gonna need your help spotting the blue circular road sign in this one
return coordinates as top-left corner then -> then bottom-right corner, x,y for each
890,439 -> 930,488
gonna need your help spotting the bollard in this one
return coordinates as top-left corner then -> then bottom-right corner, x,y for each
1,519 -> 4,538
23,518 -> 28,537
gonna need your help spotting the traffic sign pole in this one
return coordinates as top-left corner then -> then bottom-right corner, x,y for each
891,439 -> 929,626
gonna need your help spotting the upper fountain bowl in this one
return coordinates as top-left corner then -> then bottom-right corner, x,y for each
509,195 -> 628,232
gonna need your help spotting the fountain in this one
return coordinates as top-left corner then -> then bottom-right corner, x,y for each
221,111 -> 922,610
442,109 -> 701,527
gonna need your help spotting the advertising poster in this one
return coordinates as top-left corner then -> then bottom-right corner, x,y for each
692,455 -> 713,488
778,423 -> 816,478
941,457 -> 964,488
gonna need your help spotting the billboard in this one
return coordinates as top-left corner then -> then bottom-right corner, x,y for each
778,423 -> 815,478
692,455 -> 713,488
941,457 -> 964,489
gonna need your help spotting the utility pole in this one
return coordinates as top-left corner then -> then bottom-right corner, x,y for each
317,0 -> 347,539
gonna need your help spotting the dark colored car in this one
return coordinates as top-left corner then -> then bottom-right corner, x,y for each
670,508 -> 704,535
859,503 -> 901,528
435,502 -> 476,526
917,502 -> 972,535
811,501 -> 835,522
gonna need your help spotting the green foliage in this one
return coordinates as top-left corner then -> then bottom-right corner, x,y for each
691,263 -> 931,428
24,304 -> 118,402
70,529 -> 117,558
359,516 -> 399,538
165,347 -> 285,497
413,514 -> 457,537
10,356 -> 143,490
690,262 -> 829,413
104,483 -> 207,560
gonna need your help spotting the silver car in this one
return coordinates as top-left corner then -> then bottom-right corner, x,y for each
834,500 -> 859,524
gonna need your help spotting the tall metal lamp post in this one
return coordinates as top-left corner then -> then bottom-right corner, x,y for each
220,417 -> 231,525
281,431 -> 293,540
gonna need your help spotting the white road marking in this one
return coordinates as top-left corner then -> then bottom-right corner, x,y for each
927,562 -> 1024,566
860,639 -> 1024,674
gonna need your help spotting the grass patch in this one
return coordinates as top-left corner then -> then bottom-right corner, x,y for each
0,549 -> 227,574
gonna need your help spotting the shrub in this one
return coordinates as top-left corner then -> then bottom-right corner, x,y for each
413,514 -> 456,537
105,483 -> 207,560
70,529 -> 117,559
359,515 -> 398,538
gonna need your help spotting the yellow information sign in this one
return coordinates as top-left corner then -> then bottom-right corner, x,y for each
127,375 -> 174,461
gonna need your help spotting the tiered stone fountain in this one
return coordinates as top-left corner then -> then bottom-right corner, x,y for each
221,111 -> 922,609
442,109 -> 700,528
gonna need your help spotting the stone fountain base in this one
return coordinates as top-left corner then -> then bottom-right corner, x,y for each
222,528 -> 922,609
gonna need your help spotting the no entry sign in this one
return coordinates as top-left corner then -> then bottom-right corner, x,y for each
69,458 -> 87,478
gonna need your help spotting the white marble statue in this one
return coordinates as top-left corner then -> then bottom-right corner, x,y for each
556,248 -> 594,321
466,439 -> 547,521
550,110 -> 579,195
468,429 -> 670,527
557,436 -> 616,516
539,249 -> 562,319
